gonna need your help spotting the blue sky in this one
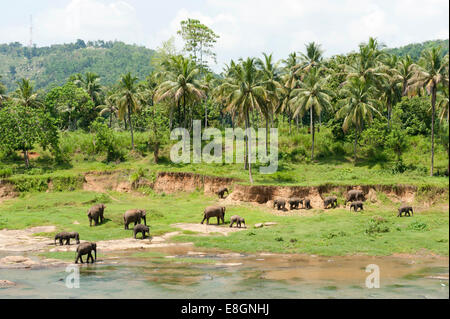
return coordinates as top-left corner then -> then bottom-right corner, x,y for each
1,0 -> 448,71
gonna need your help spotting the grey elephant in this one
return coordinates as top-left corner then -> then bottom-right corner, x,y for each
75,242 -> 97,264
288,198 -> 301,210
201,206 -> 226,225
229,215 -> 246,228
217,187 -> 229,199
301,198 -> 312,209
345,190 -> 365,204
349,201 -> 364,212
273,199 -> 286,210
323,196 -> 338,209
54,232 -> 80,245
133,224 -> 150,239
397,205 -> 413,217
87,204 -> 106,227
123,209 -> 147,230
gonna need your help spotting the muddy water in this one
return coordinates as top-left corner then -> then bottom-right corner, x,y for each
0,247 -> 448,299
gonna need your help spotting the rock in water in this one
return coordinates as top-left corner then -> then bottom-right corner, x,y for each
0,280 -> 16,288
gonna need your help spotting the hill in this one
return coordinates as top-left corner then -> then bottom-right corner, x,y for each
0,40 -> 155,92
384,39 -> 449,60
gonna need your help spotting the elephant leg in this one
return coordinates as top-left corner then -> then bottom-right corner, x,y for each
66,238 -> 70,245
217,216 -> 220,225
206,217 -> 210,225
79,255 -> 84,264
229,221 -> 234,228
201,216 -> 206,224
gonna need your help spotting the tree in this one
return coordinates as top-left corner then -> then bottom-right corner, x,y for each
380,55 -> 402,128
0,75 -> 6,107
97,94 -> 118,128
289,68 -> 333,160
11,79 -> 43,109
154,55 -> 206,130
72,72 -> 103,105
177,18 -> 220,70
0,104 -> 59,168
396,55 -> 415,96
409,47 -> 449,176
216,58 -> 269,183
115,72 -> 143,150
337,78 -> 382,162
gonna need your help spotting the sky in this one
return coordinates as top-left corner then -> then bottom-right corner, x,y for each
0,0 -> 448,71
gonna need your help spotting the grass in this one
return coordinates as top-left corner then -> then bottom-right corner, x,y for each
0,189 -> 448,256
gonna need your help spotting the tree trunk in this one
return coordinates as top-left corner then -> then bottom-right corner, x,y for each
266,115 -> 269,152
183,94 -> 186,129
353,130 -> 358,163
310,106 -> 315,160
23,149 -> 29,169
387,99 -> 392,129
430,85 -> 436,176
109,113 -> 112,128
318,112 -> 321,133
128,105 -> 134,151
154,142 -> 159,164
245,113 -> 253,184
205,102 -> 208,128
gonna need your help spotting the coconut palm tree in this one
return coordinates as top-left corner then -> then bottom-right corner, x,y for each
409,48 -> 449,176
396,55 -> 415,96
289,68 -> 333,160
154,55 -> 206,129
97,94 -> 118,128
73,72 -> 102,105
11,79 -> 42,109
115,72 -> 143,150
380,55 -> 402,128
215,58 -> 268,184
337,78 -> 382,162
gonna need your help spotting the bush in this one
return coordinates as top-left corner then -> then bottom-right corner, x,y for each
365,218 -> 390,235
0,167 -> 13,178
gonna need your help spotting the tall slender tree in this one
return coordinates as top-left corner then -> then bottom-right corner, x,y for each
409,48 -> 449,176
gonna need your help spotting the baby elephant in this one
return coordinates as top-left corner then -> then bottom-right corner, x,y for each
133,224 -> 150,239
323,196 -> 338,209
87,203 -> 106,227
229,215 -> 246,228
54,232 -> 80,245
301,198 -> 312,209
201,206 -> 226,225
217,187 -> 229,199
288,198 -> 301,210
273,199 -> 286,210
349,201 -> 364,212
75,242 -> 97,264
397,205 -> 414,217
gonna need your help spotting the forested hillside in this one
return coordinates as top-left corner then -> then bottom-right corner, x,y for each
0,40 -> 155,92
385,39 -> 449,60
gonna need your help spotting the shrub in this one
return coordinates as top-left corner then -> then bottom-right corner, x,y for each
365,218 -> 390,235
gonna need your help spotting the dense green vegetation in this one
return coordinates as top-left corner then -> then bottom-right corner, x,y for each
0,40 -> 155,92
385,39 -> 449,60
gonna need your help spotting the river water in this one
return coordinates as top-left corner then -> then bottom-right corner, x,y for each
0,246 -> 448,299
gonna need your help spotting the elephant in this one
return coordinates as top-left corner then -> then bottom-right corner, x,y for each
323,196 -> 338,209
123,209 -> 147,230
349,201 -> 364,212
273,199 -> 286,210
288,198 -> 301,210
54,232 -> 80,245
229,215 -> 246,228
397,205 -> 414,217
133,224 -> 150,239
301,198 -> 312,209
87,204 -> 106,227
217,187 -> 229,199
345,190 -> 365,204
75,242 -> 97,264
201,206 -> 226,225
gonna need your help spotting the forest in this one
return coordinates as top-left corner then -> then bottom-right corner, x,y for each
0,19 -> 449,188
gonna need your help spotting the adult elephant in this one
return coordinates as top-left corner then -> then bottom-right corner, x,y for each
323,196 -> 338,209
201,206 -> 226,225
123,209 -> 147,230
75,242 -> 97,264
87,204 -> 106,227
345,190 -> 365,204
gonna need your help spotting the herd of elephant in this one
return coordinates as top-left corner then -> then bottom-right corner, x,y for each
270,189 -> 414,217
55,188 -> 414,264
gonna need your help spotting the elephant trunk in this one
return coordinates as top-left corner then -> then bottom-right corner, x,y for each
94,247 -> 97,261
142,215 -> 147,226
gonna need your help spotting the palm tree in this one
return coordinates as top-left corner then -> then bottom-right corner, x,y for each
115,72 -> 143,150
337,78 -> 382,162
73,72 -> 102,105
380,55 -> 402,128
216,58 -> 268,183
396,55 -> 415,96
289,68 -> 333,160
155,55 -> 206,129
409,48 -> 449,176
294,42 -> 324,75
11,79 -> 42,108
98,94 -> 118,128
437,85 -> 449,123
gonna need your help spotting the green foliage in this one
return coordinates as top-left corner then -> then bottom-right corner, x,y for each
365,217 -> 390,235
392,97 -> 431,135
385,39 -> 449,61
90,119 -> 125,162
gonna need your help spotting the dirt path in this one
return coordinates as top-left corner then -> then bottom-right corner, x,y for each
171,223 -> 248,236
